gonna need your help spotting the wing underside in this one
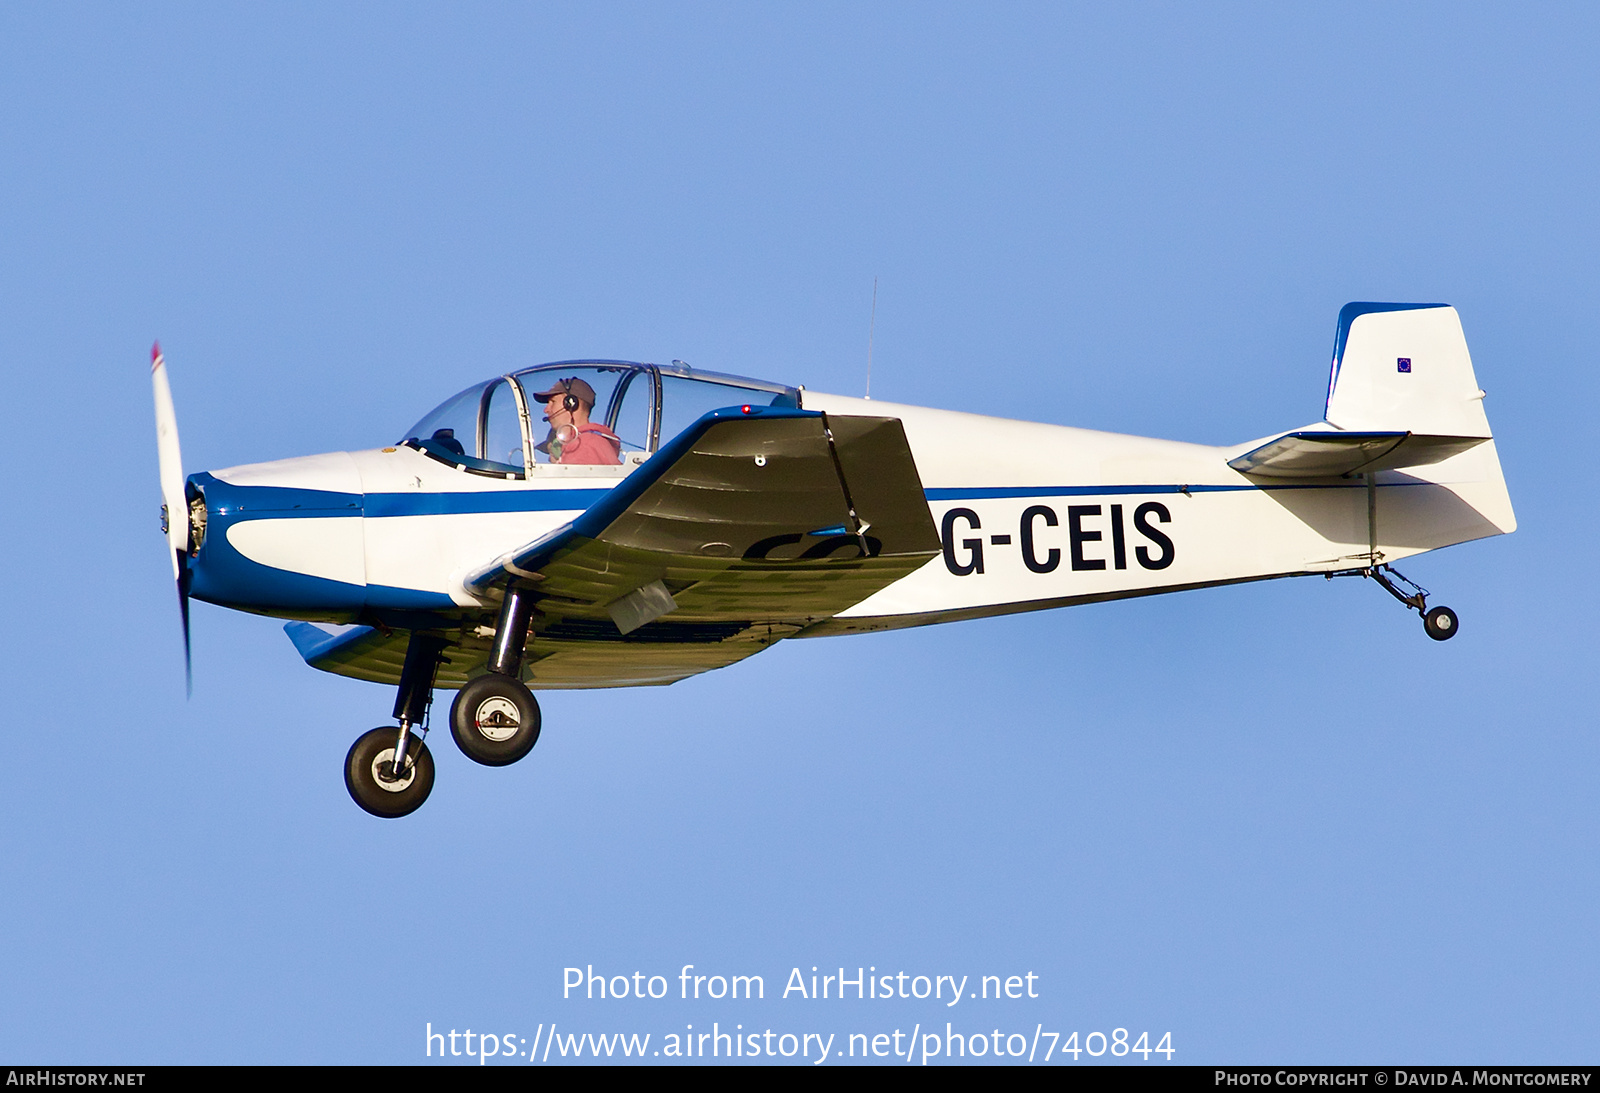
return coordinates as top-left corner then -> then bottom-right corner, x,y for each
289,409 -> 941,689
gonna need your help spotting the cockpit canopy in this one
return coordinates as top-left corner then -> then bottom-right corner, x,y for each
401,361 -> 801,478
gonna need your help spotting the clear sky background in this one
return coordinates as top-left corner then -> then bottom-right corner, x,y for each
2,2 -> 1596,1065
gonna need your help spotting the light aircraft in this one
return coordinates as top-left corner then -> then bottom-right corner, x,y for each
151,302 -> 1514,817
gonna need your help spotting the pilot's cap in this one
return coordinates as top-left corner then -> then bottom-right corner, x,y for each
530,377 -> 598,408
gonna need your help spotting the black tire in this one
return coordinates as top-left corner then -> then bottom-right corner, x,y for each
450,673 -> 541,766
1423,605 -> 1459,642
345,727 -> 435,818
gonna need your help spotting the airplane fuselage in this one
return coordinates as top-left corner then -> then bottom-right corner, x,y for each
190,392 -> 1513,639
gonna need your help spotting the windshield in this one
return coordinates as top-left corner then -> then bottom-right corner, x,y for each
403,380 -> 487,455
401,377 -> 529,476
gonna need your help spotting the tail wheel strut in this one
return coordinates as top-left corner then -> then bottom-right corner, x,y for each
1346,564 -> 1460,642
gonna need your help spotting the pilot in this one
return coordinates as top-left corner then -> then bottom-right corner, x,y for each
530,377 -> 622,465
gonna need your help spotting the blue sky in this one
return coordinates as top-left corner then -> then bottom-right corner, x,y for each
2,2 -> 1596,1064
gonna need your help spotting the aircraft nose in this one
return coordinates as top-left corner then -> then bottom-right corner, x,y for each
202,450 -> 365,496
185,451 -> 367,617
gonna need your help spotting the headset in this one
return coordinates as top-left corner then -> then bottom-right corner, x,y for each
542,379 -> 582,416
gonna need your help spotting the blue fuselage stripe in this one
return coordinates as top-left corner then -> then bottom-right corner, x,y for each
210,480 -> 1384,520
363,490 -> 609,517
925,485 -> 1238,500
922,481 -> 1382,501
201,482 -> 608,518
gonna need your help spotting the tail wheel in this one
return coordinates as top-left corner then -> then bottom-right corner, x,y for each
1423,605 -> 1459,641
451,674 -> 542,766
345,727 -> 435,818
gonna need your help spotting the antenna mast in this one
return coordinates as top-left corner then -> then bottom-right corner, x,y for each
865,276 -> 878,400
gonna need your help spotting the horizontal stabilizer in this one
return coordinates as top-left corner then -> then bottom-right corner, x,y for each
1229,430 -> 1490,479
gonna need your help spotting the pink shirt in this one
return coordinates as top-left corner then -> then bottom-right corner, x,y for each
557,423 -> 622,465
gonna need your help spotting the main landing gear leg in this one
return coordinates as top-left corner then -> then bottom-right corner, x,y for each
451,585 -> 542,766
1349,564 -> 1459,642
345,632 -> 446,818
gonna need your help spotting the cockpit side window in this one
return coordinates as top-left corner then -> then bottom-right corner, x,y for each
656,376 -> 797,450
606,369 -> 652,454
514,364 -> 649,464
482,379 -> 528,470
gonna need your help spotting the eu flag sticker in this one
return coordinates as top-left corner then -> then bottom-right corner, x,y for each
1397,357 -> 1412,373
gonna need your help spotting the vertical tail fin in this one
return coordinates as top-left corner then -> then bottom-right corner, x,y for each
1324,303 -> 1492,437
1320,302 -> 1515,548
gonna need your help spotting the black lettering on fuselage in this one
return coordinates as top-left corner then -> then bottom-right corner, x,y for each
1020,506 -> 1060,573
1133,502 -> 1174,569
1067,505 -> 1106,571
941,508 -> 984,575
941,497 -> 1175,576
1110,503 -> 1127,570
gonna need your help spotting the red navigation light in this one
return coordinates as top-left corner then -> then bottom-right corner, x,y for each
741,405 -> 753,414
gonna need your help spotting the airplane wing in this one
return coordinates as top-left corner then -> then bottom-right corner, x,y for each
1228,429 -> 1490,479
289,407 -> 941,690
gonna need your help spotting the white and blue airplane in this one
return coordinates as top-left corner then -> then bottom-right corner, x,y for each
152,302 -> 1514,817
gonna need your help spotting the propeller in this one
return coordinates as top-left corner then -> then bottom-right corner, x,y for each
151,342 -> 193,694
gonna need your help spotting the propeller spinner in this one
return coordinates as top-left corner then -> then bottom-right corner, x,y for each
151,343 -> 194,693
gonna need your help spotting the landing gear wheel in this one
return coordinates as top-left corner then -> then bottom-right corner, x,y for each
1423,605 -> 1459,642
451,673 -> 541,766
345,727 -> 435,818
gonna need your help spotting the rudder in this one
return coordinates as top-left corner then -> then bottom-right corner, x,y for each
1324,303 -> 1492,437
